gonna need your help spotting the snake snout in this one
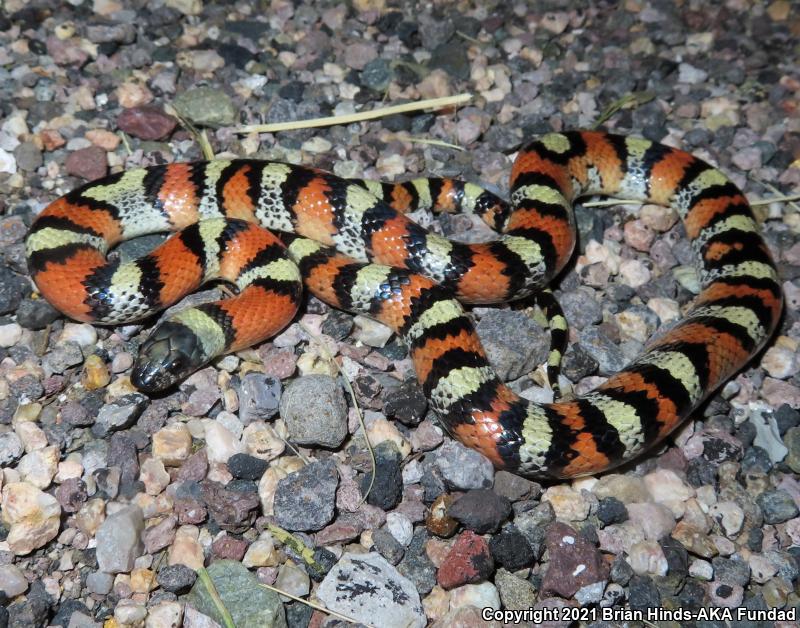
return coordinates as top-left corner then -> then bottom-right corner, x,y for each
131,322 -> 207,393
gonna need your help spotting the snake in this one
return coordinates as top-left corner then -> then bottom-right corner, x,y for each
25,131 -> 783,479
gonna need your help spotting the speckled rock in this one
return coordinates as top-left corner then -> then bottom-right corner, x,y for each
273,458 -> 338,531
318,552 -> 425,628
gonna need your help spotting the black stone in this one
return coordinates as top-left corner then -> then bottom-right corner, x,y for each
740,446 -> 772,474
677,579 -> 705,612
361,441 -> 403,511
686,456 -> 717,487
396,21 -> 420,48
381,113 -> 412,132
746,528 -> 763,552
223,20 -> 272,40
278,81 -> 306,103
628,574 -> 661,611
596,497 -> 628,526
489,527 -> 535,571
309,546 -> 337,582
429,41 -> 470,80
227,453 -> 269,481
49,600 -> 90,627
7,580 -> 51,627
610,555 -> 634,585
157,564 -> 197,594
0,267 -> 29,315
118,479 -> 146,500
286,601 -> 314,628
659,536 -> 689,577
216,42 -> 254,69
383,380 -> 428,426
712,556 -> 751,586
775,404 -> 800,435
16,298 -> 60,330
360,58 -> 393,93
448,489 -> 512,534
735,420 -> 757,448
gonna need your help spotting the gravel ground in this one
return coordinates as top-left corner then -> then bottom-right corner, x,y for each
0,1 -> 799,627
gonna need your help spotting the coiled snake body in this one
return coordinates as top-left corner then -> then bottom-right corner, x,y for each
26,131 -> 783,479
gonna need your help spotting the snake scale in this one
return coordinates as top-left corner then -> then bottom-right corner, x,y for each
25,131 -> 783,479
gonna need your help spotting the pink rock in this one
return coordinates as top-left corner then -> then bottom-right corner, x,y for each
65,146 -> 108,181
623,219 -> 655,252
118,105 -> 178,140
46,36 -> 89,66
762,378 -> 800,408
344,42 -> 378,70
176,449 -> 209,482
541,521 -> 609,598
143,515 -> 177,553
212,535 -> 249,561
259,347 -> 298,379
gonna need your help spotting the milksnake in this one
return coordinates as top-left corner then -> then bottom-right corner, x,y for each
26,131 -> 783,479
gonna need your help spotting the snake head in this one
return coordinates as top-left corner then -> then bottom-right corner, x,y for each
131,322 -> 207,393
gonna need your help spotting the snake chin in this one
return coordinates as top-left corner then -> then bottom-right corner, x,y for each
131,322 -> 207,393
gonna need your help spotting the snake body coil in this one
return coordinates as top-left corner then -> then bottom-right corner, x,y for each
26,131 -> 783,479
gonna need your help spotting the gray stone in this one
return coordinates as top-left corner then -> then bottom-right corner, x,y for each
173,87 -> 236,127
429,41 -> 470,80
560,286 -> 603,329
67,611 -> 101,628
579,326 -> 627,375
318,552 -> 425,628
495,568 -> 537,610
238,373 -> 281,423
95,505 -> 144,573
0,431 -> 24,466
434,440 -> 494,490
279,375 -> 347,447
0,267 -> 29,315
85,571 -> 114,595
86,23 -> 136,44
187,560 -> 286,628
751,406 -> 788,462
785,426 -> 800,473
273,458 -> 338,531
757,489 -> 799,524
91,394 -> 149,438
42,342 -> 84,375
13,141 -> 42,171
475,309 -> 549,381
0,563 -> 28,597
